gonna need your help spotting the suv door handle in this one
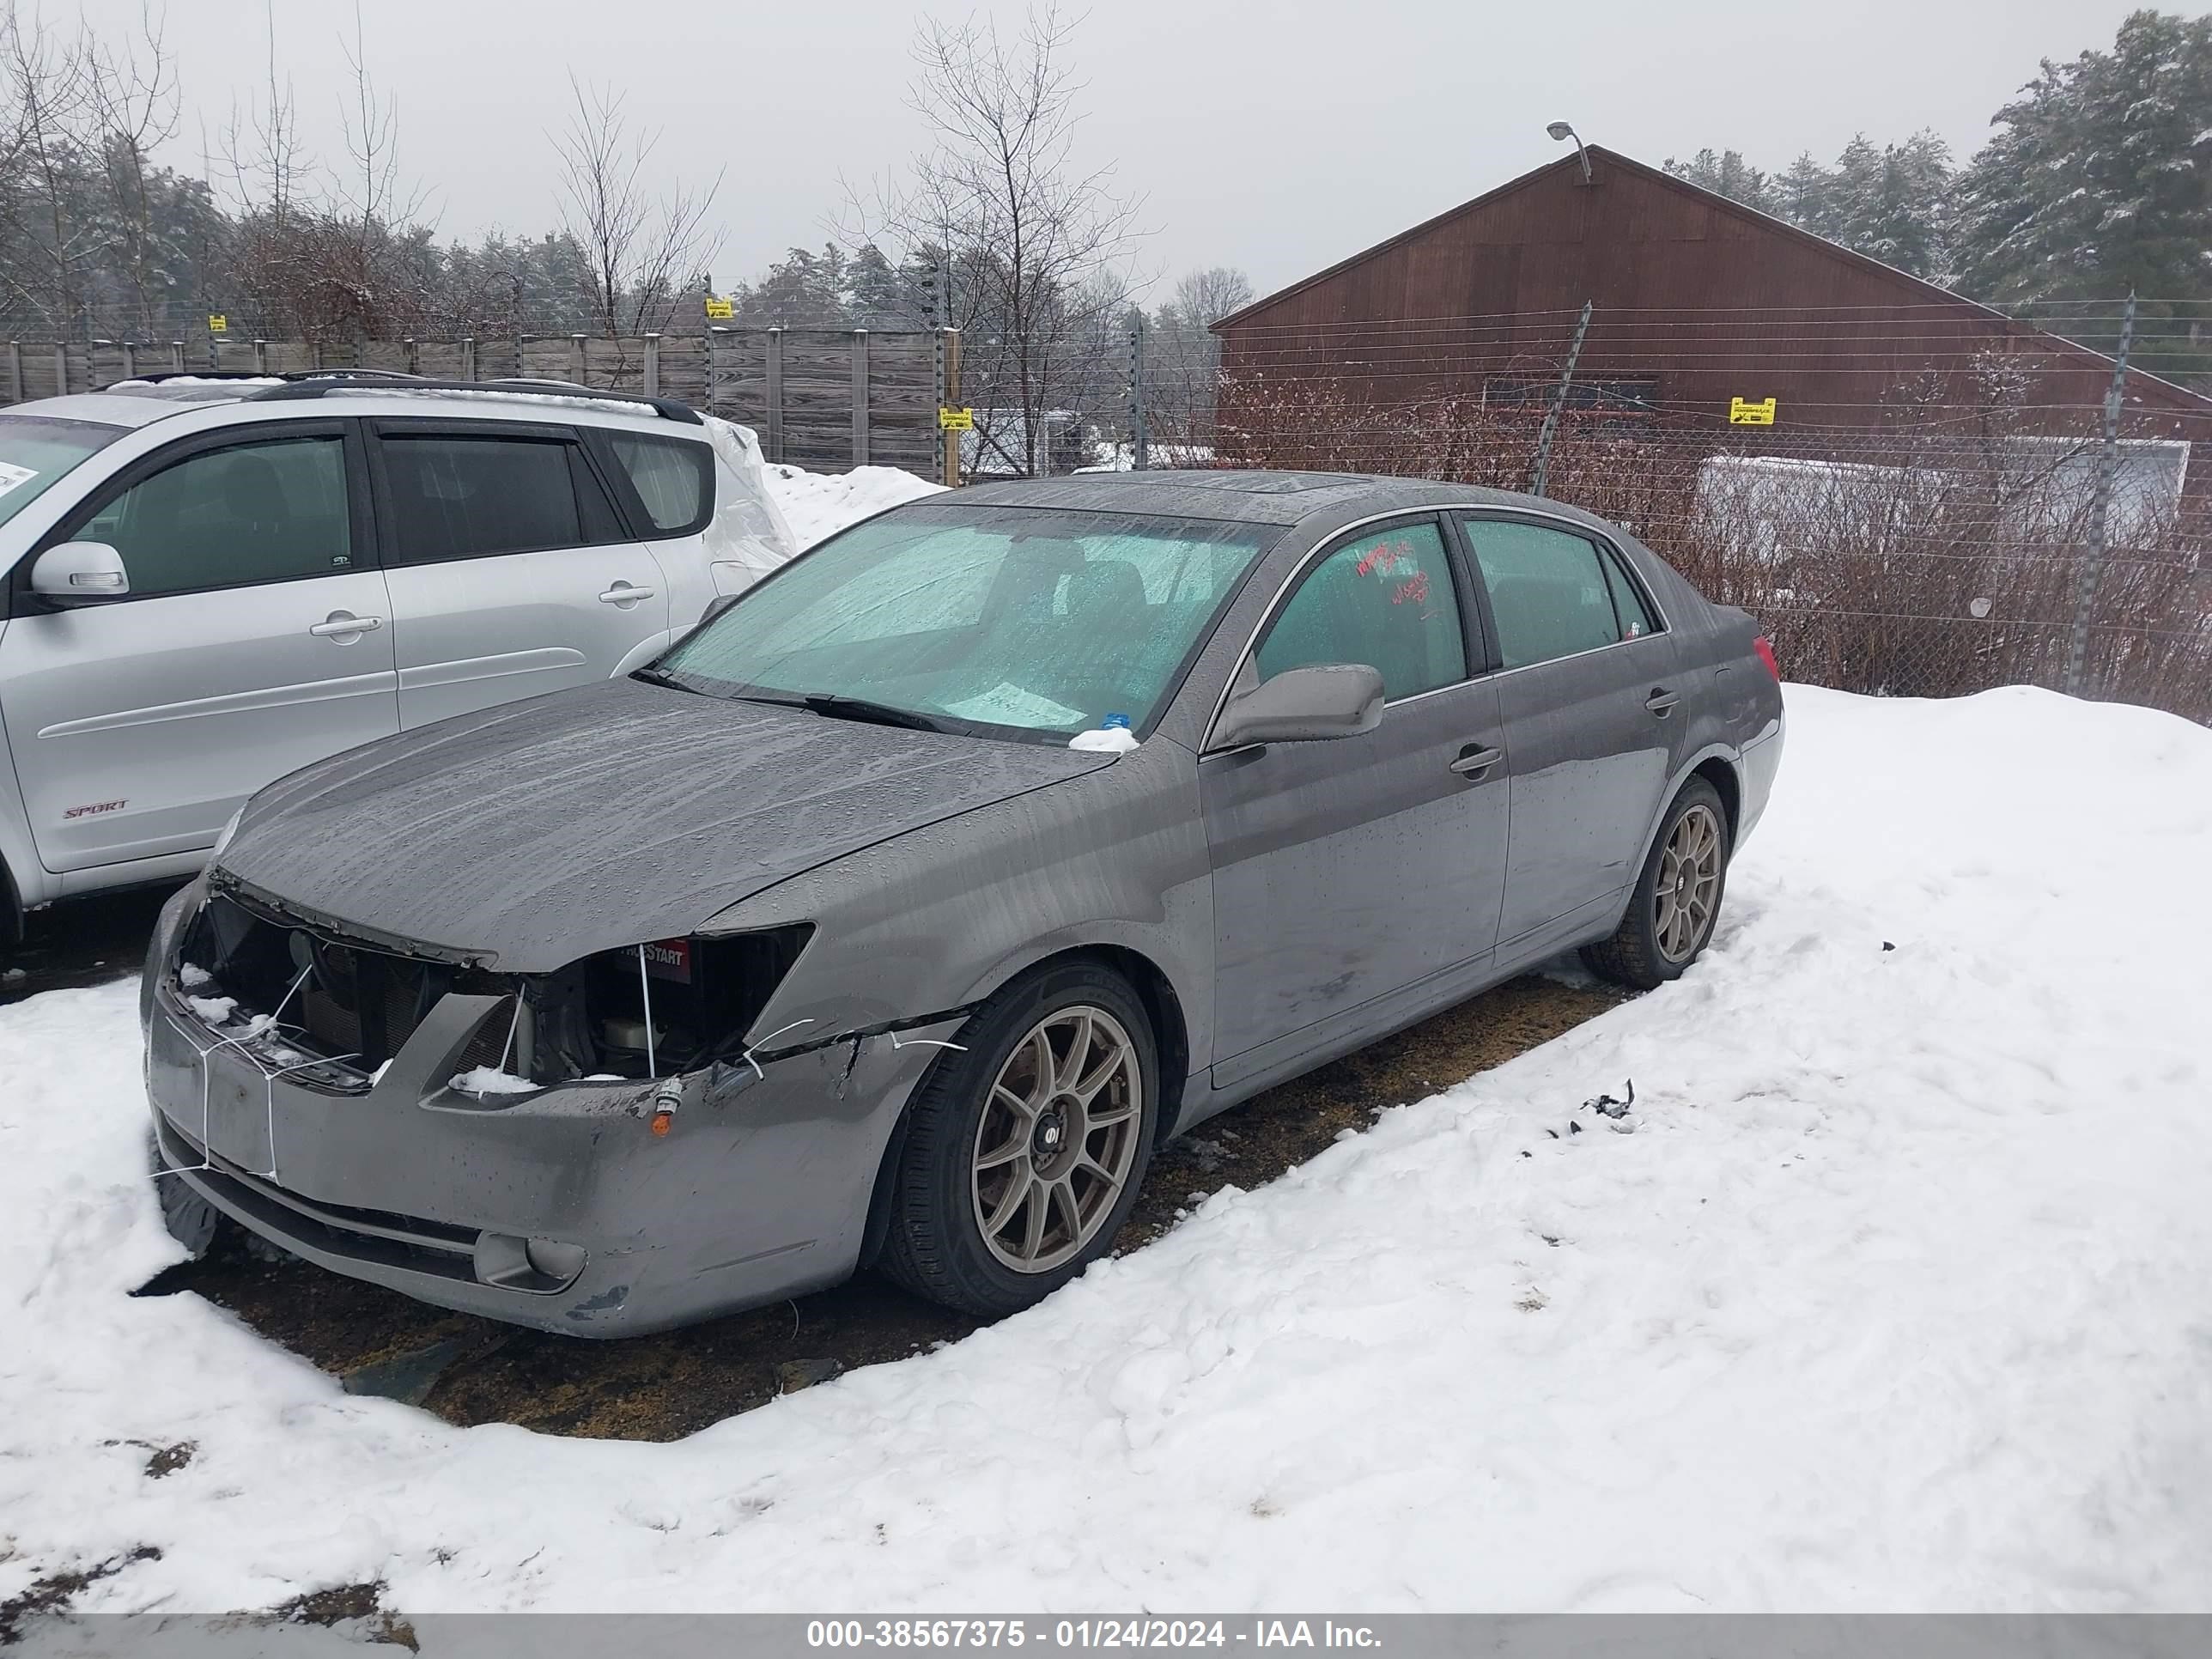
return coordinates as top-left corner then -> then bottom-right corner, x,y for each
308,612 -> 382,638
1644,687 -> 1680,716
1449,744 -> 1503,780
599,582 -> 656,606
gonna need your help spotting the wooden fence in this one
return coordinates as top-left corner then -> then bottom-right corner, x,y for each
0,327 -> 952,476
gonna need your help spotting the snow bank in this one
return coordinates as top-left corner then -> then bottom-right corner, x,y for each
763,462 -> 945,550
2,684 -> 2210,1613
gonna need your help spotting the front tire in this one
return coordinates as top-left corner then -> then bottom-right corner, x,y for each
1583,778 -> 1731,990
879,960 -> 1158,1319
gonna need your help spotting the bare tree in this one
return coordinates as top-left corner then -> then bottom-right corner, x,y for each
1147,265 -> 1252,447
552,77 -> 722,342
0,4 -> 96,341
210,0 -> 309,336
84,3 -> 180,339
846,3 -> 1146,475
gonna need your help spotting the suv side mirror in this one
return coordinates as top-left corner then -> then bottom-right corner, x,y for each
31,542 -> 131,605
1210,662 -> 1386,751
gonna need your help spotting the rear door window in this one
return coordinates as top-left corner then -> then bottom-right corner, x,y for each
1460,518 -> 1638,670
377,431 -> 623,562
66,434 -> 355,597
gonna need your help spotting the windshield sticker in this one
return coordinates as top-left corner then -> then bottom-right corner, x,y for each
940,683 -> 1085,728
0,461 -> 38,498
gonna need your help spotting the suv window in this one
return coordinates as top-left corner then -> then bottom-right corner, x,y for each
605,432 -> 713,535
1462,518 -> 1642,670
380,432 -> 621,562
69,435 -> 353,597
1255,520 -> 1466,701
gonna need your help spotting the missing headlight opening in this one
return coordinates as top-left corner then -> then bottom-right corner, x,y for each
173,892 -> 812,1091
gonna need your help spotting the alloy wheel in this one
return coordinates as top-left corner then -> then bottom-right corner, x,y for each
1654,802 -> 1723,963
970,1005 -> 1144,1273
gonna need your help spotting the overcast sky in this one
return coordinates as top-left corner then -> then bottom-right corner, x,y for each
71,0 -> 2149,305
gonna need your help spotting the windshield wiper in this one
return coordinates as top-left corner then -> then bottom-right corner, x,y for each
798,693 -> 947,732
719,689 -> 949,732
629,665 -> 708,696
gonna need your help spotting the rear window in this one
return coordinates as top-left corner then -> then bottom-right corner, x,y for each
0,415 -> 123,532
605,433 -> 713,535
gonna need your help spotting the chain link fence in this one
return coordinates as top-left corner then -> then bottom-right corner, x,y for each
1118,302 -> 2211,724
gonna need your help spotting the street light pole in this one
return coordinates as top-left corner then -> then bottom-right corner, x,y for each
1547,121 -> 1592,185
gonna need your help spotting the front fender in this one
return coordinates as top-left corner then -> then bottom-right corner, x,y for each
701,738 -> 1217,1073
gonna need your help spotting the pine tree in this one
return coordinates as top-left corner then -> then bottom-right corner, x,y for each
1954,9 -> 2212,381
1662,148 -> 1773,211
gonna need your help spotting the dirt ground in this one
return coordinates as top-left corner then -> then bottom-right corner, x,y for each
141,970 -> 1626,1442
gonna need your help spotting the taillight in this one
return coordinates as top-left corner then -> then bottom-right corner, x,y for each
1753,635 -> 1781,682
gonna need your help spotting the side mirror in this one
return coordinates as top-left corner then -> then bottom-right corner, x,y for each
1210,662 -> 1386,751
31,542 -> 131,605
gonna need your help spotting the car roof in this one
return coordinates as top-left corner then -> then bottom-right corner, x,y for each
5,380 -> 703,437
4,390 -> 247,430
952,469 -> 1628,535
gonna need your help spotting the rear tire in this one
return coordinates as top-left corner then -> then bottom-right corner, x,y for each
1582,777 -> 1731,991
878,960 -> 1158,1320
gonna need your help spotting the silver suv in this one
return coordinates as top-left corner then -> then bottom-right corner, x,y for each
0,373 -> 793,941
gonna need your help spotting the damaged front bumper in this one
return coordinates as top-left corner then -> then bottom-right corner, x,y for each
140,884 -> 962,1336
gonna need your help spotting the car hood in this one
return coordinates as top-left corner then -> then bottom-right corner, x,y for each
216,678 -> 1115,970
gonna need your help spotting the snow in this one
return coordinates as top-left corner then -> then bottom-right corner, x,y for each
448,1066 -> 537,1097
3,684 -> 2211,1615
1069,726 -> 1140,752
763,461 -> 945,550
106,376 -> 284,388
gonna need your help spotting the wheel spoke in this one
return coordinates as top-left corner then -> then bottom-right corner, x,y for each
1048,1177 -> 1082,1244
975,1134 -> 1027,1171
1032,1027 -> 1066,1102
985,1169 -> 1034,1237
1020,1181 -> 1049,1260
992,1083 -> 1037,1122
1071,1037 -> 1129,1105
1056,1010 -> 1093,1094
1085,1099 -> 1137,1128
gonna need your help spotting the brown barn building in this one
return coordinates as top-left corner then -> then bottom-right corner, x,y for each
1211,146 -> 2212,495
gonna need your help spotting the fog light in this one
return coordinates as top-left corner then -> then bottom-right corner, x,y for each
525,1237 -> 588,1281
473,1231 -> 587,1292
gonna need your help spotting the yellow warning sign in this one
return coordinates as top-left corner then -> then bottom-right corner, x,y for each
1729,395 -> 1777,425
938,405 -> 975,431
206,313 -> 228,334
703,295 -> 735,320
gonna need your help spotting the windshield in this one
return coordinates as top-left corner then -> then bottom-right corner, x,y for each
655,501 -> 1280,739
0,415 -> 122,532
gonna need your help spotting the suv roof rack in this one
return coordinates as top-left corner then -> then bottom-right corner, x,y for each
246,377 -> 703,425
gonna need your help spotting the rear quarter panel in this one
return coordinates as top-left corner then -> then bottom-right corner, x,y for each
1623,539 -> 1784,845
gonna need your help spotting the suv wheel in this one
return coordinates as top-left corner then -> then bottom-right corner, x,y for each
879,961 -> 1158,1319
1583,777 -> 1731,991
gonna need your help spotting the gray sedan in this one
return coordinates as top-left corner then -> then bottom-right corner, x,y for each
140,471 -> 1784,1334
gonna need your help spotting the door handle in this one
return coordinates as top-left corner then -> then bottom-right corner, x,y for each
1644,687 -> 1680,716
308,612 -> 382,638
599,582 -> 657,605
1449,744 -> 1503,780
